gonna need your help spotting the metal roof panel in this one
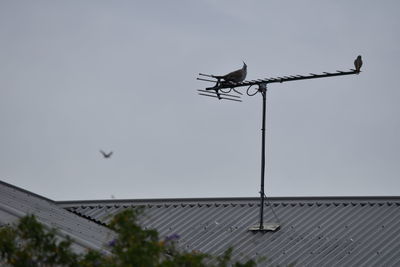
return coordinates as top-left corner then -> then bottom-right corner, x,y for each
0,180 -> 114,253
60,197 -> 400,265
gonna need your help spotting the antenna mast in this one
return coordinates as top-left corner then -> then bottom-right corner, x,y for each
197,58 -> 362,231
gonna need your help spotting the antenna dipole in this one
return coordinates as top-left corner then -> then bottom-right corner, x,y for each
197,60 -> 362,231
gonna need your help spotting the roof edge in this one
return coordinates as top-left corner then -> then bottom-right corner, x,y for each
0,179 -> 55,203
57,195 -> 400,208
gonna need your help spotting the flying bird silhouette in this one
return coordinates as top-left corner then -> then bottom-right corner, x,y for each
100,150 -> 113,158
354,55 -> 363,73
213,61 -> 247,83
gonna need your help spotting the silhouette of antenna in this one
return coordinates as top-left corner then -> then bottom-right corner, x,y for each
197,56 -> 363,232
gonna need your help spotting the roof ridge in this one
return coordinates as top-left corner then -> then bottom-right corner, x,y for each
57,196 -> 400,208
0,179 -> 55,203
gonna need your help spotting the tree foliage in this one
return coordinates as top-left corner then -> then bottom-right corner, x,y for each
0,209 -> 256,267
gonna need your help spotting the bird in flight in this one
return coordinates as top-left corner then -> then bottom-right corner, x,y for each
100,150 -> 113,159
354,55 -> 362,73
214,61 -> 247,83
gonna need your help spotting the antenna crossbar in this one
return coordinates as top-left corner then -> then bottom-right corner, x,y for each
201,69 -> 359,91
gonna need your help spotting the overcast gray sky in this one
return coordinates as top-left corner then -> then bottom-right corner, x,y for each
1,1 -> 399,200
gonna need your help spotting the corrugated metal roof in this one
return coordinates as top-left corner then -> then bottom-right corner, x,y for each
59,197 -> 400,266
0,180 -> 114,253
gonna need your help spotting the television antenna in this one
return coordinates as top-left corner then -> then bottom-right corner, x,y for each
197,56 -> 363,231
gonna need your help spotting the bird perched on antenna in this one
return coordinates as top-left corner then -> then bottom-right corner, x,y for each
354,55 -> 363,73
213,61 -> 247,83
100,150 -> 113,159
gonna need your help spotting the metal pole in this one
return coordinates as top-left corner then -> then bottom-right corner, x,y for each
259,84 -> 267,230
